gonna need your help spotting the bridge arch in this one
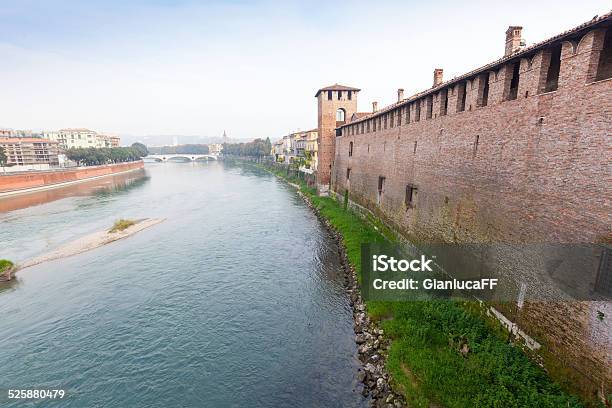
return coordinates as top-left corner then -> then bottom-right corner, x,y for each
144,154 -> 219,162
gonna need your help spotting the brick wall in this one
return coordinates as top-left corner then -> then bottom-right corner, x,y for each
317,88 -> 359,189
0,161 -> 144,194
331,25 -> 612,394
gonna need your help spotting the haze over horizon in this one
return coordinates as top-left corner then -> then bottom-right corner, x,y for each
1,0 -> 609,139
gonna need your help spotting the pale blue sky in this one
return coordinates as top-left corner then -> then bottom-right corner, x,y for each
0,0 -> 608,140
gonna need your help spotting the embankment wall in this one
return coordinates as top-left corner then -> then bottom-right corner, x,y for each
0,161 -> 144,195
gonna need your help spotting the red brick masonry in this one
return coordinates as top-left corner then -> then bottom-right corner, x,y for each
331,16 -> 612,395
0,161 -> 144,194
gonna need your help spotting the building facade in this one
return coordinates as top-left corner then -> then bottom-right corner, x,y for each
303,129 -> 319,171
329,14 -> 612,392
43,128 -> 111,150
0,138 -> 59,166
273,129 -> 318,169
0,129 -> 36,138
208,143 -> 223,155
109,136 -> 121,147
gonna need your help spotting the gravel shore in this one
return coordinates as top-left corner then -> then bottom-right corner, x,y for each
17,218 -> 165,272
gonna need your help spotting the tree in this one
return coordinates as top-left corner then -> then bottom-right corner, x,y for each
264,137 -> 272,155
131,142 -> 148,157
222,138 -> 273,158
66,146 -> 144,166
0,146 -> 6,167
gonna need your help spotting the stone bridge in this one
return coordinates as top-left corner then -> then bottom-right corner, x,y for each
144,154 -> 219,162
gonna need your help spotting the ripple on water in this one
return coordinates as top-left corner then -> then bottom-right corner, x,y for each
0,163 -> 366,408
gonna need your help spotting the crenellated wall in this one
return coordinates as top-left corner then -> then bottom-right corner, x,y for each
331,20 -> 612,395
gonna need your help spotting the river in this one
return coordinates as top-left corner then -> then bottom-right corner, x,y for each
0,162 -> 365,407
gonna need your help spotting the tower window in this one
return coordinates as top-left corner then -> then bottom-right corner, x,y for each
336,108 -> 346,122
405,184 -> 417,208
440,89 -> 448,116
426,95 -> 433,119
456,82 -> 467,112
377,176 -> 385,205
327,90 -> 332,100
415,101 -> 421,122
479,73 -> 490,107
348,91 -> 352,100
596,28 -> 612,81
349,141 -> 353,157
504,61 -> 520,101
543,44 -> 562,92
346,168 -> 351,180
338,91 -> 342,100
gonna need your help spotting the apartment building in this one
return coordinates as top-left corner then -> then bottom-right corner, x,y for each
0,138 -> 59,166
43,128 -> 113,150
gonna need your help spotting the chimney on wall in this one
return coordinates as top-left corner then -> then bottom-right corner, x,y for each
372,101 -> 378,113
397,88 -> 404,102
505,26 -> 523,56
433,69 -> 443,87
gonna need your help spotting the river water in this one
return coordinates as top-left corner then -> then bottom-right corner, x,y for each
0,162 -> 365,407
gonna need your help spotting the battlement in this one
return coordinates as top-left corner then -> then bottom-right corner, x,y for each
337,11 -> 611,135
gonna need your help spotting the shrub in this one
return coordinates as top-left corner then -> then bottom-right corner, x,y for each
109,219 -> 136,233
0,259 -> 14,273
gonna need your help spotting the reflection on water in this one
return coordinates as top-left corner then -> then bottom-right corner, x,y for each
0,162 -> 365,408
0,169 -> 149,213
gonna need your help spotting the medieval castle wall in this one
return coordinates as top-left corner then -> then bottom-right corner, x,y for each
329,17 -> 612,393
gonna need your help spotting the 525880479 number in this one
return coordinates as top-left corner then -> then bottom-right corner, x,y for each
8,389 -> 66,399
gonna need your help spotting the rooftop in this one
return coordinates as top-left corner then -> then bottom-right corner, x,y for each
340,10 -> 612,127
59,128 -> 96,133
315,84 -> 361,97
0,138 -> 58,144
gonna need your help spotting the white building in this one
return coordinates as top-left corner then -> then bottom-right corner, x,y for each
208,143 -> 223,155
273,129 -> 318,165
43,128 -> 112,150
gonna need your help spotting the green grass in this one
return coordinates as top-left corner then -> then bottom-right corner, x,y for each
258,161 -> 587,408
0,259 -> 14,273
109,219 -> 136,233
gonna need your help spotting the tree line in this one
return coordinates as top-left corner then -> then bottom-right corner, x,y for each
66,143 -> 148,166
222,138 -> 271,157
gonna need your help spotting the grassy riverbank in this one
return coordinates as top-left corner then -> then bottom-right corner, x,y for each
0,259 -> 13,272
259,162 -> 587,408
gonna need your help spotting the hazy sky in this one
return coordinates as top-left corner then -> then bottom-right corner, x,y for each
0,0 -> 608,140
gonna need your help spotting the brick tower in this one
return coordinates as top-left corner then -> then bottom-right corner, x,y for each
315,84 -> 360,194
